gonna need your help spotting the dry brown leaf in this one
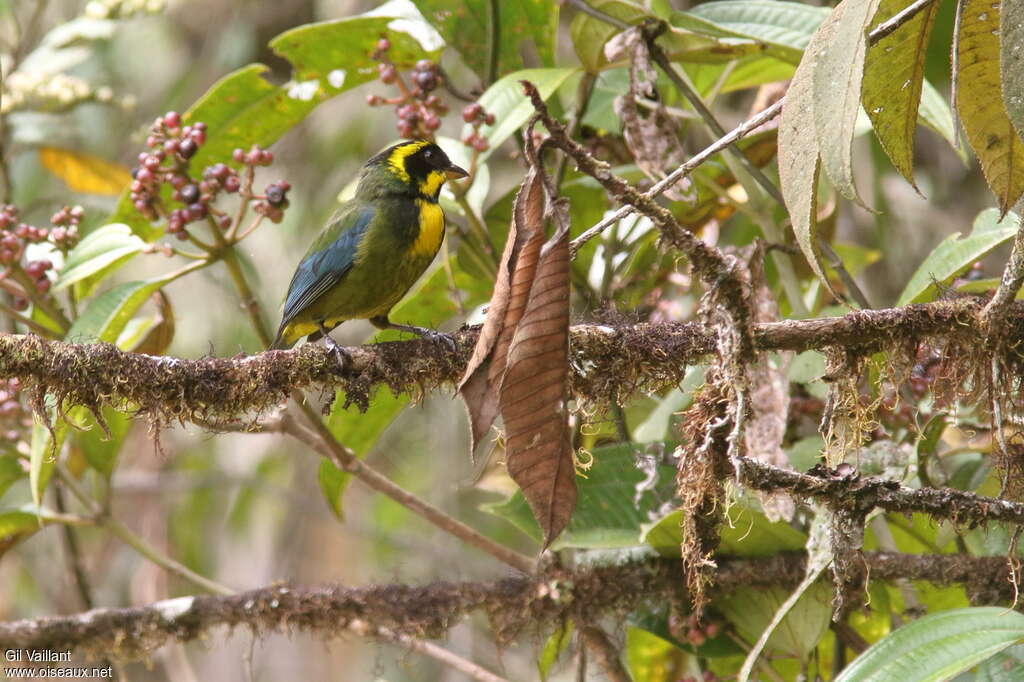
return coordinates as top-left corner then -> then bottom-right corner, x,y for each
500,209 -> 575,548
459,170 -> 547,456
607,27 -> 691,202
38,146 -> 132,196
741,243 -> 794,522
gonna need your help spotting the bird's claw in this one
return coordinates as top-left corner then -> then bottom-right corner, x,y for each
323,336 -> 351,371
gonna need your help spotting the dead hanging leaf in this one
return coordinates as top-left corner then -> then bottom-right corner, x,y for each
459,169 -> 577,546
740,243 -> 794,522
956,0 -> 1024,215
606,27 -> 691,202
38,147 -> 132,196
459,169 -> 547,456
500,205 -> 575,548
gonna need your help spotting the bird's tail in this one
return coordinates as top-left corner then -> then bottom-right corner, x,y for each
268,326 -> 296,350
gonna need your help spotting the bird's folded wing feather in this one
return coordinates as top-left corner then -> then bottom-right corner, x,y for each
279,204 -> 374,327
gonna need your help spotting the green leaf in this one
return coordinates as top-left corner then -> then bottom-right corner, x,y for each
642,506 -> 806,558
485,442 -> 676,550
0,509 -> 42,555
54,223 -> 145,298
470,67 -> 578,162
718,581 -> 832,659
633,365 -> 705,443
896,208 -> 1019,305
415,0 -> 557,73
626,626 -> 689,682
538,620 -> 573,681
321,261 -> 491,518
66,274 -> 175,344
570,0 -> 648,72
1003,0 -> 1024,142
813,0 -> 880,207
955,0 -> 1024,214
29,405 -> 67,511
673,0 -> 830,64
862,0 -> 939,187
76,406 -> 131,478
919,80 -> 963,160
778,22 -> 834,299
0,454 -> 25,501
836,607 -> 1024,682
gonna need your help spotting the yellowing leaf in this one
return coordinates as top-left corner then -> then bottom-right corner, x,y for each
813,0 -> 881,208
39,146 -> 131,196
863,0 -> 939,188
955,0 -> 1024,214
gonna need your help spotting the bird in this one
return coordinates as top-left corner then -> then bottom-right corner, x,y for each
269,140 -> 468,354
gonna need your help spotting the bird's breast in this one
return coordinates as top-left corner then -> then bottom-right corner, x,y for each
411,199 -> 445,259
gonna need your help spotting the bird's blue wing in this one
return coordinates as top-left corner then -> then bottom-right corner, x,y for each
279,204 -> 374,328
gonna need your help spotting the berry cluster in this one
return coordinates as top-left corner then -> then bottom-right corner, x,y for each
461,102 -> 495,153
367,38 -> 449,139
130,112 -> 290,239
0,203 -> 81,308
48,205 -> 84,251
0,378 -> 28,444
668,611 -> 722,648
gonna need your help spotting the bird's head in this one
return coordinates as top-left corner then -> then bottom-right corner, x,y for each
359,140 -> 468,201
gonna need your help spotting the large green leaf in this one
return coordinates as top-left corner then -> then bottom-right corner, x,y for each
673,0 -> 830,64
469,67 -> 578,162
896,208 -> 1019,305
570,0 -> 648,72
320,260 -> 490,518
54,223 -> 145,298
66,273 -> 176,344
484,442 -> 676,550
414,0 -> 557,73
642,505 -> 806,558
862,0 -> 939,187
813,0 -> 880,207
718,581 -> 832,659
836,608 -> 1024,682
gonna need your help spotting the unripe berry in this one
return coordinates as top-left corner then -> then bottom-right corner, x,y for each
376,37 -> 391,52
379,64 -> 397,84
366,94 -> 383,106
462,103 -> 482,122
424,114 -> 441,132
484,112 -> 495,125
232,148 -> 245,163
35,277 -> 51,293
164,111 -> 182,128
223,176 -> 241,193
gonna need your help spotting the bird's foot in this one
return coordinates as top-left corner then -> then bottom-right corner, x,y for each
370,317 -> 456,352
322,333 -> 351,371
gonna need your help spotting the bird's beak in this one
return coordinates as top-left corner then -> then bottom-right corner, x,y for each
445,163 -> 469,180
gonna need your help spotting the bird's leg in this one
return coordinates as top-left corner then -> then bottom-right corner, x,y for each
317,321 -> 350,370
370,315 -> 456,352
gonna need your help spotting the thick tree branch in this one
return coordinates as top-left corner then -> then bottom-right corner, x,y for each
1,553 -> 1017,656
0,297 -> 1006,419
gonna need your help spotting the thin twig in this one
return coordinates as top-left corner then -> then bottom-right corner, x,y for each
283,406 -> 537,574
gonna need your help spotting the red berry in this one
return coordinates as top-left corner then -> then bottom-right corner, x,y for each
232,148 -> 245,163
424,115 -> 441,132
164,111 -> 181,128
164,139 -> 180,154
484,113 -> 495,126
146,135 -> 159,148
379,64 -> 397,84
376,37 -> 391,52
217,215 -> 231,230
12,297 -> 27,311
190,129 -> 206,145
366,94 -> 383,106
136,168 -> 154,184
223,176 -> 241,193
187,203 -> 207,220
35,277 -> 50,293
462,103 -> 482,122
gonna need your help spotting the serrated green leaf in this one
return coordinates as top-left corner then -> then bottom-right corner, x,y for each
836,607 -> 1024,682
862,0 -> 939,187
813,0 -> 880,207
485,442 -> 676,550
674,0 -> 830,64
415,0 -> 557,73
1004,0 -> 1024,142
469,67 -> 577,162
66,273 -> 175,344
956,0 -> 1024,214
54,223 -> 145,298
897,208 -> 1019,305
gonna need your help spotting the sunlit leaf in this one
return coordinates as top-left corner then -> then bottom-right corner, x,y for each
65,273 -> 176,344
469,68 -> 577,162
836,607 -> 1024,682
896,208 -> 1019,305
54,223 -> 145,298
862,0 -> 939,187
955,0 -> 1024,214
813,0 -> 880,207
538,620 -> 573,681
414,0 -> 557,72
38,147 -> 131,196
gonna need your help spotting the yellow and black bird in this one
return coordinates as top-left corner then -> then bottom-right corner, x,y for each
270,140 -> 467,352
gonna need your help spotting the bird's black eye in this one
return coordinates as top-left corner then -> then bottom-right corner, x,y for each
423,148 -> 435,159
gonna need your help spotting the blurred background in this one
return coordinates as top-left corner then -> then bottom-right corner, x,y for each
0,0 -> 1004,680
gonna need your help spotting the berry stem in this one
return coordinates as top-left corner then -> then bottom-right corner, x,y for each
0,298 -> 54,335
7,266 -> 70,332
233,214 -> 266,243
224,166 -> 255,243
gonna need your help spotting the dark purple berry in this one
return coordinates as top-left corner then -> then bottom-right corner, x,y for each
179,139 -> 197,159
180,184 -> 200,204
224,176 -> 240,193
